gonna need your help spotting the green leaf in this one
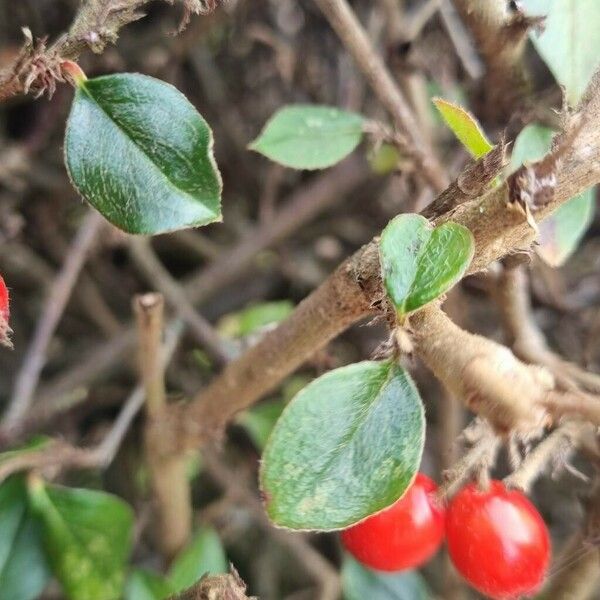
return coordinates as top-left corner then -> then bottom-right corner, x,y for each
65,73 -> 222,235
342,555 -> 430,600
379,214 -> 474,317
511,124 -> 595,265
432,98 -> 493,158
0,477 -> 50,600
523,0 -> 600,104
219,300 -> 294,338
237,399 -> 287,450
168,527 -> 227,592
125,570 -> 174,600
260,360 -> 425,530
368,143 -> 401,175
28,480 -> 134,600
538,188 -> 595,266
250,105 -> 365,170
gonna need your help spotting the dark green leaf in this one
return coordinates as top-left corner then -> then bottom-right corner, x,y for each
433,98 -> 493,158
523,0 -> 600,104
511,124 -> 595,265
260,360 -> 425,530
0,477 -> 50,600
342,556 -> 430,600
28,480 -> 134,600
125,570 -> 174,600
250,105 -> 365,170
379,214 -> 474,317
65,73 -> 222,235
168,527 -> 227,592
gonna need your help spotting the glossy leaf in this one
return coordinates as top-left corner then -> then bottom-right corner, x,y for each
433,98 -> 493,158
260,360 -> 425,530
379,214 -> 474,317
65,73 -> 222,235
168,527 -> 228,592
0,477 -> 50,600
250,105 -> 365,170
511,124 -> 595,266
125,570 -> 174,600
523,0 -> 600,104
342,556 -> 430,600
28,480 -> 134,600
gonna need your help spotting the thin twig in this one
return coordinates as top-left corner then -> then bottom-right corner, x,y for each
314,0 -> 448,191
130,238 -> 233,367
4,210 -> 104,427
134,293 -> 192,558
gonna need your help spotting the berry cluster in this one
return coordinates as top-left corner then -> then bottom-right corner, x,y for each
341,473 -> 550,599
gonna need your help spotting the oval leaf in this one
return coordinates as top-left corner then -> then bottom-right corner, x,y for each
65,73 -> 222,235
250,105 -> 365,170
28,480 -> 134,600
168,527 -> 228,592
511,124 -> 595,265
342,556 -> 430,600
433,98 -> 493,159
260,360 -> 425,530
379,214 -> 474,317
0,477 -> 50,600
523,0 -> 600,104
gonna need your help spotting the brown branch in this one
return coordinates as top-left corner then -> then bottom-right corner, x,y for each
0,0 -> 220,102
313,0 -> 448,191
492,263 -> 600,393
452,0 -> 543,121
4,211 -> 104,428
168,567 -> 255,600
34,157 -> 369,406
134,294 -> 191,559
171,69 -> 600,449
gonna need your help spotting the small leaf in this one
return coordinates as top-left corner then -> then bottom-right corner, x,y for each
125,570 -> 174,600
433,98 -> 493,158
65,73 -> 222,235
237,399 -> 287,450
379,214 -> 474,317
168,527 -> 228,592
511,124 -> 595,265
28,480 -> 134,600
0,477 -> 50,600
538,189 -> 595,266
342,555 -> 430,600
260,360 -> 425,530
368,143 -> 401,175
250,105 -> 365,170
523,0 -> 600,104
219,300 -> 294,338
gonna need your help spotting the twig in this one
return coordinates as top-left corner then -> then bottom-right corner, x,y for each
134,293 -> 192,559
4,210 -> 104,428
313,0 -> 448,192
130,238 -> 233,367
168,567 -> 255,600
492,264 -> 600,393
35,157 -> 369,404
0,319 -> 183,483
504,422 -> 589,493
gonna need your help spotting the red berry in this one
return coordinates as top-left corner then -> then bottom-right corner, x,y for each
0,275 -> 10,346
340,473 -> 445,571
446,480 -> 550,599
0,275 -> 8,322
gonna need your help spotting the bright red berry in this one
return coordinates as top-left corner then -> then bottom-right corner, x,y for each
0,275 -> 10,347
340,473 -> 445,571
446,480 -> 550,599
0,275 -> 8,321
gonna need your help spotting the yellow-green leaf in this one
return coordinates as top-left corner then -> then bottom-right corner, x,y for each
433,98 -> 493,159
